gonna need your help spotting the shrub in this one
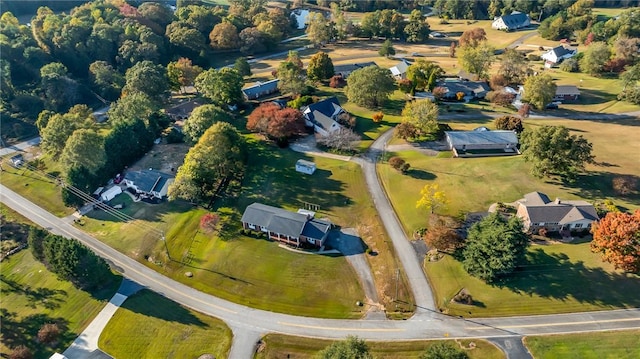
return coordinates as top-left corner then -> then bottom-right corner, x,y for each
618,86 -> 640,105
395,122 -> 419,140
494,115 -> 524,133
456,92 -> 465,101
559,58 -> 579,72
486,91 -> 516,107
9,346 -> 33,359
400,162 -> 411,173
388,156 -> 406,171
165,127 -> 184,143
329,74 -> 345,88
397,78 -> 413,93
527,54 -> 541,61
38,323 -> 61,344
489,74 -> 508,90
432,86 -> 447,100
612,175 -> 638,196
538,227 -> 548,237
372,111 -> 384,123
518,103 -> 531,118
453,290 -> 473,305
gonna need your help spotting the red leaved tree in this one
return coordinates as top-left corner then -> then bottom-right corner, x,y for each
247,103 -> 280,134
200,213 -> 220,234
267,108 -> 306,141
372,111 -> 384,123
591,210 -> 640,273
518,103 -> 531,118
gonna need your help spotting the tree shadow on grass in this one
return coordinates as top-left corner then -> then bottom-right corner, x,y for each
558,171 -> 640,209
83,196 -> 193,224
120,289 -> 208,327
497,248 -> 640,307
0,309 -> 74,358
0,276 -> 67,310
406,169 -> 437,180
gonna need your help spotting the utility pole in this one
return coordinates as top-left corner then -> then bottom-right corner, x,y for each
161,231 -> 171,261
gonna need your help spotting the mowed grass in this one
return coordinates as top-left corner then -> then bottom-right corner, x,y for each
425,241 -> 640,317
0,251 -> 119,358
256,334 -> 504,359
524,330 -> 640,359
99,290 -> 231,359
1,155 -> 73,217
430,19 -> 537,49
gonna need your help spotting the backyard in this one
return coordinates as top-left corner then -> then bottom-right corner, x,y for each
99,290 -> 232,359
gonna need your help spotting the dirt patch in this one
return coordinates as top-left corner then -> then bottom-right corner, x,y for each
128,142 -> 189,174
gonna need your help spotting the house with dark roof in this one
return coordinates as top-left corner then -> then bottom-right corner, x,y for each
437,79 -> 491,100
302,97 -> 346,136
241,203 -> 331,248
123,169 -> 174,200
445,129 -> 520,157
389,59 -> 412,80
554,85 -> 581,102
242,79 -> 280,100
541,45 -> 578,68
492,11 -> 531,31
333,62 -> 377,79
516,192 -> 599,234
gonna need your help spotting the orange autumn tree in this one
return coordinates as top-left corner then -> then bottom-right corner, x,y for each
591,210 -> 640,273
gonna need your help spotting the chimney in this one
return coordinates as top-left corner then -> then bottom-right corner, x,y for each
555,198 -> 561,204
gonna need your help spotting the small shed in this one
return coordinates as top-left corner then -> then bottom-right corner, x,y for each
295,159 -> 316,175
10,154 -> 24,167
100,186 -> 122,202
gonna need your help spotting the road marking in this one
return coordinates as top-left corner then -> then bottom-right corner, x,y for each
0,191 -> 238,315
278,322 -> 404,332
465,317 -> 640,330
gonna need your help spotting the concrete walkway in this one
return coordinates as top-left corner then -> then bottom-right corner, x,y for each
290,135 -> 352,162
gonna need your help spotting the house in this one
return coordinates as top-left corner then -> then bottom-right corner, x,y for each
302,97 -> 346,136
389,59 -> 412,80
492,11 -> 531,31
411,91 -> 436,101
516,192 -> 599,234
241,203 -> 331,248
333,61 -> 377,79
437,80 -> 491,100
122,169 -> 174,200
541,45 -> 577,68
554,85 -> 580,102
241,79 -> 280,100
445,129 -> 520,157
165,99 -> 202,120
295,159 -> 316,175
100,186 -> 122,202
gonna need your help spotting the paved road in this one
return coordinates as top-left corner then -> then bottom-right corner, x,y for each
488,337 -> 533,359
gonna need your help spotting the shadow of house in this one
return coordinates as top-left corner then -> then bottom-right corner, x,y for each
325,229 -> 365,256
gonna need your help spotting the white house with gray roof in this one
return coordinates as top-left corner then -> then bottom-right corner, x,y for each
492,11 -> 531,31
123,169 -> 174,200
241,203 -> 331,248
302,97 -> 345,136
516,192 -> 599,234
445,129 -> 519,157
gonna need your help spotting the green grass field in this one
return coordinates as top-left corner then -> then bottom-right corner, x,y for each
524,330 -> 640,359
430,19 -> 537,49
99,290 -> 231,359
0,251 -> 119,358
256,334 -> 505,359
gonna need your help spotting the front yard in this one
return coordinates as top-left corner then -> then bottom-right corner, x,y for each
524,330 -> 640,359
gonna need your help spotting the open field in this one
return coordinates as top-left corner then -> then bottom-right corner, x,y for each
429,19 -> 537,49
0,251 -> 119,358
524,330 -> 640,359
425,240 -> 640,317
256,334 -> 504,359
99,290 -> 231,359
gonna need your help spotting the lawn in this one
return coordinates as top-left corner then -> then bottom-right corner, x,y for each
256,334 -> 504,359
425,241 -> 640,317
0,251 -> 120,358
524,330 -> 640,359
430,19 -> 537,49
1,154 -> 74,217
77,139 -> 416,318
99,290 -> 231,359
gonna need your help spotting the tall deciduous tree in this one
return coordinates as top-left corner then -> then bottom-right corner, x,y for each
406,60 -> 444,91
424,215 -> 463,253
379,39 -> 396,57
401,100 -> 439,135
89,61 -> 124,101
123,60 -> 169,102
247,102 -> 305,142
457,41 -> 494,79
521,125 -> 595,181
317,336 -> 372,359
167,57 -> 203,93
108,92 -> 159,127
463,212 -> 530,283
416,183 -> 447,214
169,122 -> 247,203
498,48 -> 529,84
404,9 -> 430,43
494,116 -> 524,133
580,41 -> 611,76
277,60 -> 307,96
591,210 -> 640,273
306,12 -> 333,46
61,129 -> 106,174
40,114 -> 78,157
307,52 -> 334,81
458,28 -> 487,48
195,68 -> 244,106
522,74 -> 556,110
209,21 -> 240,50
234,57 -> 252,77
346,66 -> 395,108
183,104 -> 228,143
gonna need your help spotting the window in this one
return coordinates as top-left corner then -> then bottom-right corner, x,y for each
574,223 -> 583,228
248,224 -> 256,230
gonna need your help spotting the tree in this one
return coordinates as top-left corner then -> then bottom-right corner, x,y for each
277,60 -> 307,96
316,128 -> 360,152
404,9 -> 430,43
195,68 -> 244,106
612,175 -> 638,196
494,116 -> 524,133
379,39 -> 396,57
463,212 -> 530,283
123,60 -> 169,102
518,103 -> 531,118
559,58 -> 579,72
40,114 -> 78,157
169,122 -> 247,203
520,125 -> 595,181
614,37 -> 640,63
200,212 -> 220,234
389,156 -> 406,171
406,60 -> 444,91
89,61 -> 124,101
395,122 -> 419,140
167,57 -> 203,93
61,129 -> 106,174
449,42 -> 457,58
416,183 -> 447,214
424,215 -> 463,253
307,52 -> 335,81
458,42 -> 494,79
580,42 -> 611,76
9,345 -> 32,359
458,28 -> 487,48
108,92 -> 159,127
234,57 -> 252,77
401,100 -> 439,135
522,74 -> 556,110
317,336 -> 372,359
498,48 -> 529,84
329,75 -> 346,88
486,91 -> 515,107
346,66 -> 395,108
239,27 -> 266,55
247,103 -> 305,142
621,63 -> 640,92
209,21 -> 240,50
38,323 -> 61,344
591,210 -> 640,273
306,12 -> 333,46
420,342 -> 468,359
183,105 -> 228,143
165,22 -> 206,54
